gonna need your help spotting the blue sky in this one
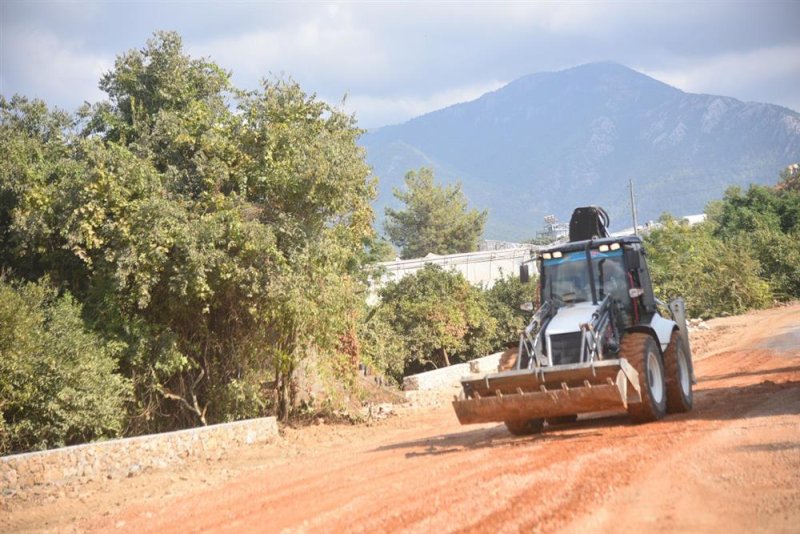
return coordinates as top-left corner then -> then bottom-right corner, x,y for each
2,1 -> 799,128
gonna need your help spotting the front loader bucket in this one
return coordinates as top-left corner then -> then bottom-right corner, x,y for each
452,359 -> 641,425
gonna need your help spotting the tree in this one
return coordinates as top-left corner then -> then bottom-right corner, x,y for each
376,264 -> 495,371
0,31 -> 376,432
384,168 -> 486,258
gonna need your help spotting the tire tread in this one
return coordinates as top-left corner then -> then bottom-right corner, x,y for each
664,331 -> 693,413
620,332 -> 666,423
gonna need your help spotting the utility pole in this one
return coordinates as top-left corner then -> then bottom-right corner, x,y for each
629,179 -> 639,236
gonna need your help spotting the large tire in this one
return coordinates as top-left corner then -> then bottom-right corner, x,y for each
663,331 -> 693,413
504,418 -> 545,436
546,415 -> 578,425
621,332 -> 667,423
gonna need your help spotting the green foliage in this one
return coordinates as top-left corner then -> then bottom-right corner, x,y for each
0,31 -> 376,436
0,279 -> 130,454
364,236 -> 397,263
645,218 -> 772,319
358,311 -> 407,383
375,264 -> 495,372
362,270 -> 536,381
710,171 -> 800,300
646,165 -> 800,318
745,227 -> 800,301
384,168 -> 487,259
483,274 -> 537,348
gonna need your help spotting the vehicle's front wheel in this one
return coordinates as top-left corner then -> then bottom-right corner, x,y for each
621,332 -> 667,423
546,415 -> 578,426
504,418 -> 545,436
664,331 -> 693,413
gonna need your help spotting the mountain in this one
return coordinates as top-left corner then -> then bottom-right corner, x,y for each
360,62 -> 800,240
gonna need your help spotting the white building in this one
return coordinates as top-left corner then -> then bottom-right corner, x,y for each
368,246 -> 536,304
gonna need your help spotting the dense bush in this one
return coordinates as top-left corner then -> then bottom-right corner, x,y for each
645,166 -> 800,318
483,274 -> 537,347
0,279 -> 130,454
710,175 -> 800,301
363,266 -> 535,380
374,264 -> 495,373
644,217 -> 772,319
358,309 -> 408,384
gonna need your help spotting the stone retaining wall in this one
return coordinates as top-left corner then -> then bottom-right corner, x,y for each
0,417 -> 278,502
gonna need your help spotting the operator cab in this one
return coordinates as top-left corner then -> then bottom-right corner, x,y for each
520,206 -> 657,326
536,236 -> 656,323
517,207 -> 659,367
540,244 -> 627,308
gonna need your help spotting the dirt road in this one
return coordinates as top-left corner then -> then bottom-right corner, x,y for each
5,305 -> 800,533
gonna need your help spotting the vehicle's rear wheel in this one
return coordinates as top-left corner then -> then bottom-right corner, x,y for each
497,347 -> 518,371
663,331 -> 693,413
546,415 -> 578,425
504,418 -> 545,436
621,332 -> 667,423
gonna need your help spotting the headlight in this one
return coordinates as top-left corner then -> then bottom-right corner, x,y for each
552,251 -> 563,258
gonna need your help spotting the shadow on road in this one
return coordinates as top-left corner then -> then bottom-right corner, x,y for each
736,441 -> 800,453
700,365 -> 800,383
372,424 -> 605,458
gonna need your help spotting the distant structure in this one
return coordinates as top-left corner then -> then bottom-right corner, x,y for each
536,215 -> 569,243
611,213 -> 707,237
368,245 -> 536,305
479,240 -> 528,251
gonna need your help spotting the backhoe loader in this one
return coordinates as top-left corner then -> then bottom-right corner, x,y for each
452,207 -> 694,434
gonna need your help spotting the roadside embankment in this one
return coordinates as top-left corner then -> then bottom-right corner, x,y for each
1,417 -> 278,503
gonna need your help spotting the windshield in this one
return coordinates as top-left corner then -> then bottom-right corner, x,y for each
542,249 -> 627,305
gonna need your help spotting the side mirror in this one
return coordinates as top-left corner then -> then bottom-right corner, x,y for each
520,264 -> 530,283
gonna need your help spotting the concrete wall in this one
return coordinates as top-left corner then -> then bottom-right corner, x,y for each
368,247 -> 536,305
402,352 -> 504,391
377,247 -> 534,289
403,363 -> 472,391
0,417 -> 278,502
468,352 -> 504,374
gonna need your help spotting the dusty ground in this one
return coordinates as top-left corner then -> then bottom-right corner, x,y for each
3,304 -> 799,533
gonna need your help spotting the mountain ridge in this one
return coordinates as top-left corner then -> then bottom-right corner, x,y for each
361,62 -> 800,240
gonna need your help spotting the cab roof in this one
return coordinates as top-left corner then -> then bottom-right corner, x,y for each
540,235 -> 643,255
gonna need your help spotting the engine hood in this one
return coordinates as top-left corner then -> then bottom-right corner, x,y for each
546,302 -> 598,336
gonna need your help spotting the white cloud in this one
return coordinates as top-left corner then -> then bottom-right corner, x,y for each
1,26 -> 110,109
640,45 -> 800,110
189,8 -> 390,91
2,1 -> 799,119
